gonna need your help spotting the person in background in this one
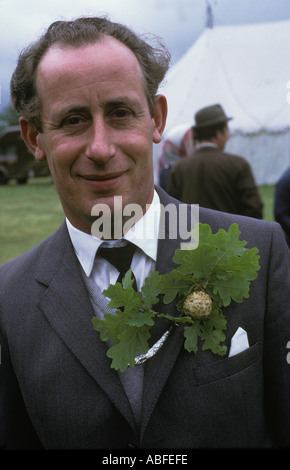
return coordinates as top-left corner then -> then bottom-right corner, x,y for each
274,166 -> 290,248
166,104 -> 264,219
157,123 -> 193,189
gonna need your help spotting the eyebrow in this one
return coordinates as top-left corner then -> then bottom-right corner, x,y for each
51,106 -> 89,121
50,97 -> 140,121
107,97 -> 139,107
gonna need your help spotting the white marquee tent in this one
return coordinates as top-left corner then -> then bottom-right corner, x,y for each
157,20 -> 290,185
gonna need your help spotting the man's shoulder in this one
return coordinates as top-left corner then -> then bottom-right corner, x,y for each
158,185 -> 273,231
196,146 -> 248,164
199,206 -> 280,248
277,166 -> 290,186
220,149 -> 249,166
157,189 -> 283,262
158,188 -> 279,246
170,147 -> 248,170
199,205 -> 261,227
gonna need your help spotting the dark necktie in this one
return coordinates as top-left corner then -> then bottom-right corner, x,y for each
98,242 -> 137,290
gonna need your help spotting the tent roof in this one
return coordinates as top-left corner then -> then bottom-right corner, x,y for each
160,20 -> 290,134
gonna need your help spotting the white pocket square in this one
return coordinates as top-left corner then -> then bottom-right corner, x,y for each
228,327 -> 249,357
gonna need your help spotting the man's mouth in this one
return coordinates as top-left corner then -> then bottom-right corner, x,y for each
81,171 -> 124,180
79,171 -> 126,189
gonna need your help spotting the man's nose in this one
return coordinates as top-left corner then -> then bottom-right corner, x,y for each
85,119 -> 116,163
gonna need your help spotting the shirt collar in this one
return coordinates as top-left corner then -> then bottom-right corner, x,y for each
195,142 -> 218,149
66,190 -> 160,277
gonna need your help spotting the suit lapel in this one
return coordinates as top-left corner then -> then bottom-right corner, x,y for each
35,223 -> 137,431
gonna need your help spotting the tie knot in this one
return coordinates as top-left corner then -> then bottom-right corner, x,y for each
98,242 -> 136,277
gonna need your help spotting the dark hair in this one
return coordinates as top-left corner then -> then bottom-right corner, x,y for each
193,122 -> 227,142
10,16 -> 171,132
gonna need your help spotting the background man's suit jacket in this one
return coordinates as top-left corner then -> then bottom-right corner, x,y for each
167,146 -> 264,219
0,188 -> 290,449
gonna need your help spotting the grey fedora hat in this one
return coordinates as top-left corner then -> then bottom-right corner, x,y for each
194,104 -> 232,128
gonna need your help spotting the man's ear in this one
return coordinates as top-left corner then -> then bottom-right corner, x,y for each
152,94 -> 167,144
19,117 -> 46,161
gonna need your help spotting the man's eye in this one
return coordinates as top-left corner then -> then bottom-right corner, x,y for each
64,116 -> 86,126
110,108 -> 132,119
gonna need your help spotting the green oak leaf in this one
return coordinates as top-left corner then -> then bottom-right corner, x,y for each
103,276 -> 142,311
184,324 -> 200,353
200,326 -> 227,356
173,243 -> 218,278
92,309 -> 129,344
227,248 -> 260,279
206,304 -> 227,331
92,316 -> 110,342
182,222 -> 212,249
212,223 -> 247,257
210,271 -> 251,306
183,304 -> 227,355
122,269 -> 137,290
159,272 -> 192,304
107,325 -> 151,372
127,311 -> 155,327
158,312 -> 194,324
141,270 -> 163,308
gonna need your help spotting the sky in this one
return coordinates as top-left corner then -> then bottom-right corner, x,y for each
1,0 -> 290,109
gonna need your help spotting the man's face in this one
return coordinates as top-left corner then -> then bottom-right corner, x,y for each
217,124 -> 229,150
23,37 -> 166,233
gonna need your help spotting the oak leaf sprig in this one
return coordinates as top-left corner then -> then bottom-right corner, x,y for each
158,223 -> 260,356
92,223 -> 260,371
92,270 -> 163,372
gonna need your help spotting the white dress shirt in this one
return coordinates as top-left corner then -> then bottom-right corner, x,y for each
66,190 -> 161,293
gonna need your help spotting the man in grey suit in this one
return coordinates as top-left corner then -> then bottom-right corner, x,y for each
167,104 -> 264,219
1,17 -> 290,450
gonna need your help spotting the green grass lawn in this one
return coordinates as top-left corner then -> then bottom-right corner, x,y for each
259,185 -> 275,223
0,178 -> 275,265
0,177 -> 64,264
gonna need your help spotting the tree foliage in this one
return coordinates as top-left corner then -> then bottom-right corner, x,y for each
0,105 -> 20,132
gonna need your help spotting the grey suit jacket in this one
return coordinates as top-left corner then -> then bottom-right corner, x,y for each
0,187 -> 290,449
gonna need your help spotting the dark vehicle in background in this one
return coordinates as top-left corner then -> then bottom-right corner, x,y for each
0,126 -> 50,185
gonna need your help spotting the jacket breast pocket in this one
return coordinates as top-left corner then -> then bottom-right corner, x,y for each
192,342 -> 262,386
